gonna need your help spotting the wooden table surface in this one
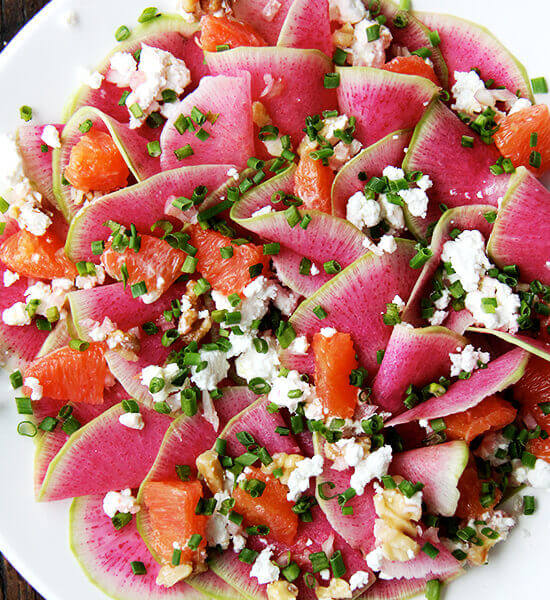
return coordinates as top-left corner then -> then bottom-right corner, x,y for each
0,1 -> 50,595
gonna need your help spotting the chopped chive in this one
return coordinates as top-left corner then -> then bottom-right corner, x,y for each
195,128 -> 210,141
238,548 -> 258,564
187,533 -> 203,550
147,140 -> 162,157
529,150 -> 542,169
181,255 -> 198,274
461,135 -> 474,148
137,7 -> 160,23
91,240 -> 105,255
174,144 -> 194,160
174,114 -> 188,134
531,77 -> 548,94
9,370 -> 23,389
323,259 -> 341,274
376,349 -> 385,364
366,24 -> 380,42
421,542 -> 440,558
130,560 -> 147,575
425,579 -> 441,600
313,305 -> 328,319
69,339 -> 90,352
19,106 -> 32,121
62,415 -> 81,435
216,44 -> 230,52
285,205 -> 301,228
129,103 -> 143,118
115,25 -> 131,41
333,47 -> 348,66
118,91 -> 130,106
38,416 -> 58,432
428,30 -> 441,46
324,73 -> 340,89
329,550 -> 345,578
15,397 -> 33,415
300,214 -> 312,229
523,495 -> 536,515
0,197 -> 9,213
262,242 -> 280,255
79,119 -> 93,133
17,421 -> 37,437
530,132 -> 538,147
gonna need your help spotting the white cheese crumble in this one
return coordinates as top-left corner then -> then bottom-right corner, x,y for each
119,412 -> 145,430
268,369 -> 314,413
441,229 -> 520,333
250,547 -> 280,584
251,205 -> 274,218
346,18 -> 393,68
140,362 -> 183,410
362,234 -> 397,256
190,349 -> 230,391
350,444 -> 393,495
449,344 -> 490,377
262,0 -> 282,21
513,458 -> 550,488
3,270 -> 19,287
2,302 -> 31,326
107,44 -> 191,128
349,570 -> 372,591
320,327 -> 337,338
41,125 -> 61,149
23,377 -> 43,401
329,0 -> 367,23
287,454 -> 324,501
451,70 -> 487,115
4,180 -> 52,236
89,316 -> 117,342
78,66 -> 104,90
103,489 -> 140,518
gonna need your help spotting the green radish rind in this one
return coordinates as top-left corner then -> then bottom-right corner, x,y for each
414,10 -> 533,101
378,0 -> 449,89
487,167 -> 550,286
467,327 -> 550,363
52,106 -> 158,220
38,403 -> 172,501
61,15 -> 200,122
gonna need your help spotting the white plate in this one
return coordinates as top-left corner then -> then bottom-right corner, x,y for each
0,1 -> 548,598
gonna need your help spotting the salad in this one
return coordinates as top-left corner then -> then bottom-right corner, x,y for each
1,1 -> 549,599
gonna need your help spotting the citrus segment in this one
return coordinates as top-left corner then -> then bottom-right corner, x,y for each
232,467 -> 298,545
443,394 -> 517,442
65,130 -> 130,193
101,234 -> 186,301
200,15 -> 267,52
0,229 -> 78,279
494,104 -> 550,174
24,342 -> 107,404
189,225 -> 270,296
313,331 -> 359,419
141,480 -> 208,566
382,56 -> 440,86
294,151 -> 333,213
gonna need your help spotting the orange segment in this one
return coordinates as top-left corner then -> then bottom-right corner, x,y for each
141,480 -> 208,565
381,56 -> 440,86
313,331 -> 359,419
0,229 -> 78,279
443,394 -> 517,443
455,463 -> 501,520
189,225 -> 270,296
24,343 -> 107,404
514,356 -> 550,460
101,234 -> 186,300
294,151 -> 334,213
200,15 -> 266,52
65,130 -> 130,193
232,467 -> 298,545
494,104 -> 550,174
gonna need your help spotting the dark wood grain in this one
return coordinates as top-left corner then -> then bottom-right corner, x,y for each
0,0 -> 49,48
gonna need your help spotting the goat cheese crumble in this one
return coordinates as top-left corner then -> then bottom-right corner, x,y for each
449,344 -> 490,377
103,489 -> 140,518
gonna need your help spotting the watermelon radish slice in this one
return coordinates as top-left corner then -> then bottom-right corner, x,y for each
33,384 -> 128,496
233,0 -> 295,45
376,533 -> 461,581
38,403 -> 172,501
402,204 -> 494,328
389,441 -> 468,516
62,15 -> 206,123
64,164 -> 232,262
488,167 -> 550,285
106,333 -> 179,406
160,74 -> 254,171
70,494 -> 201,600
0,276 -> 50,368
377,0 -> 448,88
402,100 -> 508,240
415,10 -> 533,98
230,164 -> 296,220
467,327 -> 550,363
219,397 -> 301,457
282,240 -> 418,376
277,0 -> 332,56
52,107 -> 159,220
368,324 -> 467,415
232,208 -> 367,296
336,67 -> 438,148
387,347 -> 528,426
362,578 -> 429,600
16,124 -> 62,209
205,47 -> 337,144
331,129 -> 412,218
68,281 -> 189,340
